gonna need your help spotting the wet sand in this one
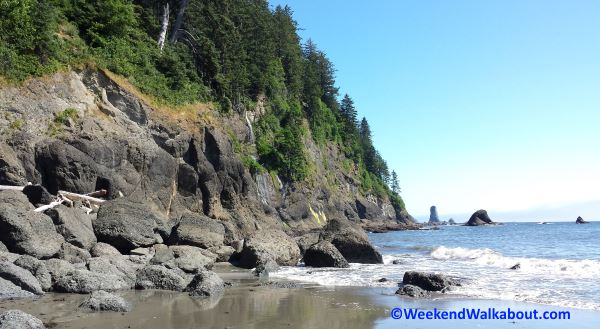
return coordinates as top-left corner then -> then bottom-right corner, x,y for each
1,265 -> 599,328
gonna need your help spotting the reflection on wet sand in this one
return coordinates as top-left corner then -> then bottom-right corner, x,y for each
0,285 -> 388,329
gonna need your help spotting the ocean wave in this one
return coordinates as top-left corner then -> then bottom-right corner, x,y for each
430,246 -> 600,277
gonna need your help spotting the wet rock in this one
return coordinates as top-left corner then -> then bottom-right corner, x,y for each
79,290 -> 131,312
321,218 -> 383,264
465,209 -> 495,226
185,271 -> 225,297
0,262 -> 43,295
0,310 -> 45,329
377,278 -> 389,283
45,206 -> 96,250
90,243 -> 122,258
396,284 -> 430,298
54,269 -> 130,293
135,265 -> 187,291
255,281 -> 302,289
93,198 -> 167,253
510,263 -> 521,270
402,271 -> 459,292
13,256 -> 52,292
0,278 -> 35,299
238,230 -> 300,268
0,208 -> 64,259
57,243 -> 91,264
391,259 -> 402,265
253,259 -> 279,277
303,241 -> 349,268
576,216 -> 589,224
168,213 -> 225,249
295,233 -> 320,255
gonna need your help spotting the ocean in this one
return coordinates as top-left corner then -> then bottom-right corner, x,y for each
272,222 -> 600,310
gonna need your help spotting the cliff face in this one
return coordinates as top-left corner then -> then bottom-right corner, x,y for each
0,70 -> 412,237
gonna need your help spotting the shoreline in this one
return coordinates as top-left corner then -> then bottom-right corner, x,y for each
1,264 -> 599,328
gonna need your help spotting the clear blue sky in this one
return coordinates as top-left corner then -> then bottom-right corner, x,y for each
269,0 -> 600,221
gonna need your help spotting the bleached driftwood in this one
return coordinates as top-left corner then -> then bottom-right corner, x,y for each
58,191 -> 106,205
85,189 -> 108,198
0,185 -> 25,191
34,200 -> 64,213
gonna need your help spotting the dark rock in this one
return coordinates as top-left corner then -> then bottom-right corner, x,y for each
321,218 -> 383,264
135,265 -> 187,291
13,256 -> 52,292
79,290 -> 131,312
377,278 -> 389,283
510,263 -> 521,270
402,271 -> 459,292
295,233 -> 320,255
303,241 -> 349,268
396,284 -> 430,298
465,209 -> 495,226
355,197 -> 384,220
238,230 -> 300,268
448,218 -> 456,225
57,243 -> 92,264
45,206 -> 96,250
168,213 -> 225,249
0,208 -> 64,259
392,259 -> 402,265
253,259 -> 279,277
0,310 -> 45,329
0,142 -> 27,186
0,261 -> 44,295
0,278 -> 35,299
54,269 -> 130,293
0,191 -> 33,211
21,185 -> 53,207
185,271 -> 225,297
576,216 -> 589,224
89,243 -> 122,258
93,198 -> 167,252
428,206 -> 440,224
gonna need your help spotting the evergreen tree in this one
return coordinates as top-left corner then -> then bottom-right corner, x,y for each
390,170 -> 400,194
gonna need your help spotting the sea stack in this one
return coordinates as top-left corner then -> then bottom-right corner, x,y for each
575,216 -> 589,224
465,209 -> 495,226
448,218 -> 456,225
428,206 -> 440,224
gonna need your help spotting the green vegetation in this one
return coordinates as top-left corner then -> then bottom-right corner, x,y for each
0,0 -> 406,214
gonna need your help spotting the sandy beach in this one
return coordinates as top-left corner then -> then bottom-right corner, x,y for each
1,264 -> 598,329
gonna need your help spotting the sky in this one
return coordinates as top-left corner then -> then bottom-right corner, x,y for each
269,0 -> 600,221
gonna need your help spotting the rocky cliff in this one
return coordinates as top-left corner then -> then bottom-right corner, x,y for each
0,70 -> 413,240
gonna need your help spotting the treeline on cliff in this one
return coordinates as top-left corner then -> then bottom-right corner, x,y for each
0,0 -> 405,212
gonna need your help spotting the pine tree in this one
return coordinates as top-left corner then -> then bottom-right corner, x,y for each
390,170 -> 400,194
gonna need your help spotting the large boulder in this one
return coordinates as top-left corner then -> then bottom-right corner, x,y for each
402,271 -> 459,292
0,191 -> 33,211
93,198 -> 167,252
0,208 -> 64,259
0,278 -> 35,299
395,284 -> 430,298
43,259 -> 76,285
0,262 -> 43,295
303,241 -> 349,268
45,206 -> 96,250
53,269 -> 130,293
0,142 -> 27,186
13,256 -> 52,292
465,209 -> 495,226
185,271 -> 225,297
238,230 -> 301,268
57,243 -> 92,264
79,290 -> 131,312
168,213 -> 225,249
135,265 -> 188,291
89,243 -> 122,258
321,219 -> 383,264
87,257 -> 138,286
0,310 -> 45,329
21,185 -> 53,208
576,216 -> 589,224
166,246 -> 215,273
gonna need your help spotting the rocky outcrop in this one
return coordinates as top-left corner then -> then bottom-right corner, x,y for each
93,198 -> 168,252
576,216 -> 589,224
0,208 -> 64,259
465,209 -> 495,226
303,241 -> 349,268
321,219 -> 383,264
238,230 -> 301,268
396,284 -> 430,298
448,218 -> 456,225
79,290 -> 131,312
402,271 -> 459,292
428,206 -> 440,224
0,310 -> 45,329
